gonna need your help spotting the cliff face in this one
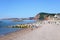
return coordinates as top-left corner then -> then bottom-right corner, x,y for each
34,12 -> 59,20
34,14 -> 40,20
34,12 -> 48,20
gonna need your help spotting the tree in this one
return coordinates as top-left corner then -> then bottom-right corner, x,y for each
38,12 -> 48,20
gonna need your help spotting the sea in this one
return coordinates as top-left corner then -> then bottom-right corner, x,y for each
0,20 -> 36,36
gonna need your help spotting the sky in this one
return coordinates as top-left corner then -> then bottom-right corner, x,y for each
0,0 -> 60,19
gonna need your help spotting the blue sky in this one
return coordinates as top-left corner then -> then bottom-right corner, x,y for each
0,0 -> 60,19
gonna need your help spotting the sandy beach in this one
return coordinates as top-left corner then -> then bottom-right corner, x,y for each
0,21 -> 60,40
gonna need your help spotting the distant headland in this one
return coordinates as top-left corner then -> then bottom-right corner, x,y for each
1,12 -> 60,21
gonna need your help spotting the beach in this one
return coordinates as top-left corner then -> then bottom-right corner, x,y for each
0,20 -> 60,40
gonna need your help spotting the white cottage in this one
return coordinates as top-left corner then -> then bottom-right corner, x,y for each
54,14 -> 60,20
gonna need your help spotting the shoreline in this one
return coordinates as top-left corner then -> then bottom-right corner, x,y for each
0,26 -> 40,40
0,28 -> 23,37
0,20 -> 60,40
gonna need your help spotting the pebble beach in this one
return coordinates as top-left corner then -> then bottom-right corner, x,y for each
0,20 -> 60,40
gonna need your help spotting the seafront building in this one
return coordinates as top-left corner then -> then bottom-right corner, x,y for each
34,12 -> 60,20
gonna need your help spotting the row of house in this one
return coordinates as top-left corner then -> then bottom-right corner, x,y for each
48,14 -> 60,20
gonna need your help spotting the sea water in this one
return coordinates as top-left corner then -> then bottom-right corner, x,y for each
0,20 -> 36,36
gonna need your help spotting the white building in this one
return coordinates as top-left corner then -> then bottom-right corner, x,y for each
54,14 -> 60,20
